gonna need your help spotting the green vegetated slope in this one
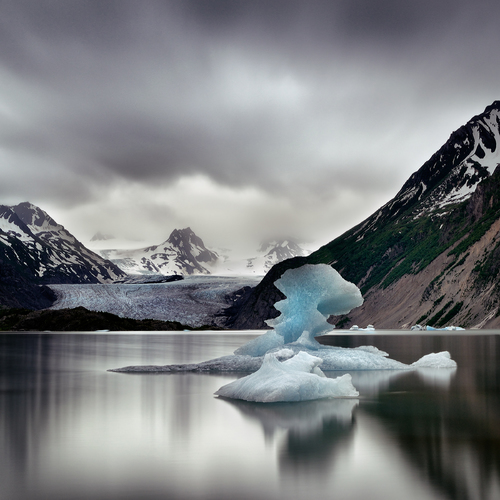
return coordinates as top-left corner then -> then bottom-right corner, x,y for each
227,101 -> 500,329
308,168 -> 500,328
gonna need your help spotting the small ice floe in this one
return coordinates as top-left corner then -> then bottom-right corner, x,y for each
214,351 -> 359,403
425,325 -> 465,331
411,324 -> 464,331
411,351 -> 457,369
349,324 -> 375,331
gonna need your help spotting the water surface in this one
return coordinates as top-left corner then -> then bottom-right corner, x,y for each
1,331 -> 499,500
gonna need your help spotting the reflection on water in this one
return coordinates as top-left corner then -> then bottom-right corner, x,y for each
0,332 -> 499,500
220,397 -> 358,477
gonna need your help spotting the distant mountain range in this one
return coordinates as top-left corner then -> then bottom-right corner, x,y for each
226,100 -> 500,330
0,202 -> 308,310
92,229 -> 308,276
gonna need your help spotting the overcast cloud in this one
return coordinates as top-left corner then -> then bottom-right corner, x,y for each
1,0 -> 500,251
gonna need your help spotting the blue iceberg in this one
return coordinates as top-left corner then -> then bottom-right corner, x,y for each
235,264 -> 363,357
267,264 -> 363,344
110,264 -> 457,404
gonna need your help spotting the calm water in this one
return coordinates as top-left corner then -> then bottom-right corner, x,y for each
1,331 -> 499,500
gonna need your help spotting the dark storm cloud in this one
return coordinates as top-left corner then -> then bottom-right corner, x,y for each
1,0 -> 500,245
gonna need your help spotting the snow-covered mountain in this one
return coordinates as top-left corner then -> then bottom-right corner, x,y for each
95,230 -> 309,276
226,100 -> 500,330
255,239 -> 309,270
0,202 -> 125,286
214,239 -> 309,275
98,227 -> 219,275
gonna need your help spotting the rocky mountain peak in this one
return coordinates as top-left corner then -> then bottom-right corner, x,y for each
167,227 -> 200,247
165,227 -> 218,266
12,201 -> 62,232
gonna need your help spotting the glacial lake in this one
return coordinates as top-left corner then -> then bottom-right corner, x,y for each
1,331 -> 499,500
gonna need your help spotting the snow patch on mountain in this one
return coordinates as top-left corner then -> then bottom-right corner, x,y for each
423,106 -> 500,213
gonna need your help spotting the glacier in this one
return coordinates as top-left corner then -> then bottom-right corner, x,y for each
51,275 -> 261,327
110,264 -> 457,403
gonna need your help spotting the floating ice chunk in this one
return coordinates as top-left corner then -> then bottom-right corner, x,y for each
214,351 -> 359,403
411,351 -> 457,369
234,330 -> 283,356
266,264 -> 363,343
425,325 -> 465,331
272,348 -> 296,359
110,343 -> 446,373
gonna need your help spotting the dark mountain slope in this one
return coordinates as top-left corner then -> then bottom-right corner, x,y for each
225,101 -> 500,329
0,202 -> 125,309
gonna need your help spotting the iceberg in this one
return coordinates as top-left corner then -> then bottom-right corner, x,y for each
215,350 -> 358,402
109,263 -> 457,404
109,344 -> 414,373
266,264 -> 363,344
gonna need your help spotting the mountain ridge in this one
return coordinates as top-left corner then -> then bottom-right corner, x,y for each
96,230 -> 308,276
225,101 -> 500,330
0,202 -> 126,309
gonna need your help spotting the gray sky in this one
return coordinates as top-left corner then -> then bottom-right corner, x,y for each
1,0 -> 499,251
